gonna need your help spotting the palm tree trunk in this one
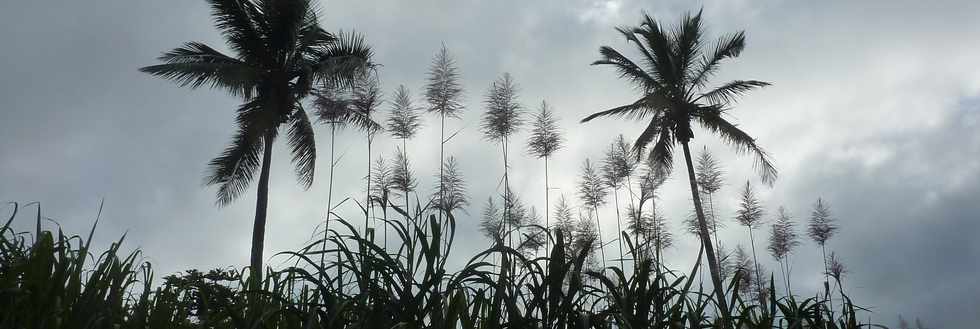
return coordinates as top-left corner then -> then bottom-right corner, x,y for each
248,132 -> 274,322
680,141 -> 732,327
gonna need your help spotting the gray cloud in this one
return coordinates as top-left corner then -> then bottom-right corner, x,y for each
2,0 -> 979,327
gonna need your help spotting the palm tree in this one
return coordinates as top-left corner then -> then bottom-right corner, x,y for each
481,73 -> 524,248
139,0 -> 373,289
581,11 -> 774,318
735,181 -> 765,301
577,158 -> 608,268
425,45 -> 465,223
527,101 -> 563,257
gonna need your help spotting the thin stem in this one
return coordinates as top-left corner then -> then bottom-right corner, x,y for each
594,205 -> 607,269
613,187 -> 624,269
321,124 -> 336,285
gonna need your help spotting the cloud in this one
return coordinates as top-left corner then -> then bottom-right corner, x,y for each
2,0 -> 979,326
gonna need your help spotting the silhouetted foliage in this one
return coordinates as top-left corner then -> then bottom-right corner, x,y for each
808,198 -> 838,246
527,101 -> 563,159
387,85 -> 423,140
432,156 -> 469,214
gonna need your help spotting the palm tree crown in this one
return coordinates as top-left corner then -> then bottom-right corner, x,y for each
141,0 -> 373,205
582,11 -> 775,183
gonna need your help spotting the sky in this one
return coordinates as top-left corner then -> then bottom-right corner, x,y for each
2,0 -> 979,327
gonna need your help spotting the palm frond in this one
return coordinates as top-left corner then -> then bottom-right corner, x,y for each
645,125 -> 675,177
139,42 -> 259,97
696,107 -> 777,185
205,100 -> 272,206
580,92 -> 668,123
635,14 -> 677,88
286,106 -> 316,188
312,31 -> 374,90
698,80 -> 770,105
689,31 -> 746,89
671,9 -> 704,85
592,46 -> 660,91
204,0 -> 265,62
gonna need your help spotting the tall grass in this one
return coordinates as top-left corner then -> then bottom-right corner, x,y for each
1,200 -> 882,329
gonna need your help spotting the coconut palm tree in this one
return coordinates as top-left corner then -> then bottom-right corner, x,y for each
139,0 -> 373,289
425,45 -> 465,223
481,73 -> 524,248
527,101 -> 563,257
581,11 -> 775,318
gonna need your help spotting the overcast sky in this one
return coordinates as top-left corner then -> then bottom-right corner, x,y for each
2,0 -> 979,327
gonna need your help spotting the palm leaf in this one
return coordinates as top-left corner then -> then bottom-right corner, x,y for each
312,31 -> 374,90
696,107 -> 777,185
580,92 -> 669,123
205,0 -> 266,63
698,80 -> 770,105
287,106 -> 316,189
139,42 -> 259,97
205,100 -> 273,206
688,31 -> 746,90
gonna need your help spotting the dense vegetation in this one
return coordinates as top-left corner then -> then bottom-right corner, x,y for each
1,202 -> 876,328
